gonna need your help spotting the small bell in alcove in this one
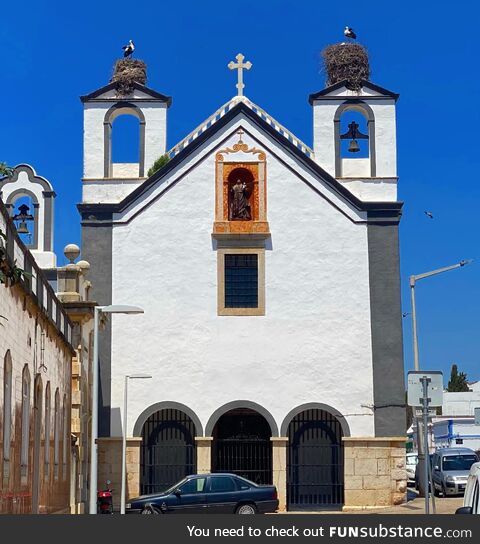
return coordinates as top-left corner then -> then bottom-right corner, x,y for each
340,120 -> 368,154
13,204 -> 34,236
348,139 -> 360,153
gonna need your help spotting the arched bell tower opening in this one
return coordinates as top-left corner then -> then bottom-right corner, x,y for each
334,101 -> 375,178
104,103 -> 146,178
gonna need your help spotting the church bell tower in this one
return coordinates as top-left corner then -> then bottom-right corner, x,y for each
309,43 -> 399,202
80,59 -> 172,204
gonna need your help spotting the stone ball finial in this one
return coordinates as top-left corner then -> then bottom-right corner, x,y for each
64,243 -> 80,264
77,260 -> 91,275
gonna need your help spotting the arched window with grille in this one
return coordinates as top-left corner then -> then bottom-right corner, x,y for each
20,366 -> 31,478
2,351 -> 13,479
44,383 -> 51,479
62,394 -> 68,479
54,389 -> 60,479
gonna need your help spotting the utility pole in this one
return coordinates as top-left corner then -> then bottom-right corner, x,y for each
409,260 -> 472,499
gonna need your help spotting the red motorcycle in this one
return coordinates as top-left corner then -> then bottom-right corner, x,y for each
97,480 -> 114,514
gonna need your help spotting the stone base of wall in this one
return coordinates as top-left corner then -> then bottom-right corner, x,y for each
343,437 -> 406,510
97,437 -> 142,511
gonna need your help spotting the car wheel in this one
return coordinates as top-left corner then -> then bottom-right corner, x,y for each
236,503 -> 257,515
141,506 -> 159,515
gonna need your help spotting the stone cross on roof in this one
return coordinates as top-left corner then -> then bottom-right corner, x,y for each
228,53 -> 252,97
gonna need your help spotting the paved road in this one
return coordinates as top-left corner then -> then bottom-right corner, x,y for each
279,491 -> 464,515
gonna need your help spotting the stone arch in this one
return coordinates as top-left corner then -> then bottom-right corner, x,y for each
280,402 -> 351,437
103,102 -> 146,177
133,401 -> 203,437
205,400 -> 279,437
334,100 -> 376,177
0,164 -> 53,191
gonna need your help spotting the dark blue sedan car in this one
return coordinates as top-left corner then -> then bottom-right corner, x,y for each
126,473 -> 278,514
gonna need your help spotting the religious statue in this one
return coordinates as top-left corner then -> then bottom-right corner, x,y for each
230,179 -> 252,220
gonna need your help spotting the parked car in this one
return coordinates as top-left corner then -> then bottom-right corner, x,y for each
406,453 -> 418,485
455,462 -> 480,514
431,448 -> 479,497
126,473 -> 279,514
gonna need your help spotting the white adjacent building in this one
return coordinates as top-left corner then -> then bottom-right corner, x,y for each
78,55 -> 406,510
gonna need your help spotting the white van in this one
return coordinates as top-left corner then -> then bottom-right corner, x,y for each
455,462 -> 480,514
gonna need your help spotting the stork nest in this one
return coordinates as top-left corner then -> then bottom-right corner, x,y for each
321,43 -> 370,91
111,59 -> 147,96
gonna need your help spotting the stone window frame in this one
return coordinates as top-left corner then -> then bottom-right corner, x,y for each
217,247 -> 265,316
2,351 -> 12,482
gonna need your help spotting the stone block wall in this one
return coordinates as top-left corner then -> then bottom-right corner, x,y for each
343,437 -> 406,509
97,437 -> 141,511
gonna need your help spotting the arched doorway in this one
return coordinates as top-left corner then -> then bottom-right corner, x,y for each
212,408 -> 272,484
140,408 -> 197,495
286,408 -> 344,510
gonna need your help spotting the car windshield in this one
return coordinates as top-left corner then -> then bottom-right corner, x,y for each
442,455 -> 477,471
162,477 -> 188,495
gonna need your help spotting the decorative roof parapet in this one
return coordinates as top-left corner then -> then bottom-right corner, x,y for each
167,95 -> 314,160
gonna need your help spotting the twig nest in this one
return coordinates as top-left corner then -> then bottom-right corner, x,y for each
321,43 -> 370,91
111,59 -> 147,96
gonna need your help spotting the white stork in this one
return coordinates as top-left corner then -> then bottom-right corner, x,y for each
344,26 -> 357,40
122,40 -> 135,58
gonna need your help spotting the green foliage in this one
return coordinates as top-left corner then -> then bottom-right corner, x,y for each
0,162 -> 14,177
147,154 -> 170,177
0,228 -> 28,286
447,364 -> 471,392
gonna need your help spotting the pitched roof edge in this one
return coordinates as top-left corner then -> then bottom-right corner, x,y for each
80,81 -> 172,105
77,102 -> 402,221
309,80 -> 399,104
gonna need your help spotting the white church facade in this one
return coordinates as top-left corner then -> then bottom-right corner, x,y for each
78,54 -> 406,511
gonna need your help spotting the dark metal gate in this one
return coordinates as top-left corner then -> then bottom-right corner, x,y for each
140,409 -> 196,495
212,409 -> 272,484
287,409 -> 344,509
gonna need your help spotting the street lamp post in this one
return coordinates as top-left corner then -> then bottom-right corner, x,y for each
409,259 -> 472,501
121,374 -> 152,515
89,305 -> 144,515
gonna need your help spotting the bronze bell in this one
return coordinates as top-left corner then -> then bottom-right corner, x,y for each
348,139 -> 360,153
16,220 -> 30,234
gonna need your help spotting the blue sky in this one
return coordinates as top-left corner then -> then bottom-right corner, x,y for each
2,0 -> 479,384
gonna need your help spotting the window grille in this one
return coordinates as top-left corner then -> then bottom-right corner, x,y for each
224,254 -> 258,308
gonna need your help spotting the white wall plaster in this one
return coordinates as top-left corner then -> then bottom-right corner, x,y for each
108,120 -> 376,439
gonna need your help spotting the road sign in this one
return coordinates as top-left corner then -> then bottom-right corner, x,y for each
475,407 -> 480,426
407,371 -> 444,407
415,408 -> 437,418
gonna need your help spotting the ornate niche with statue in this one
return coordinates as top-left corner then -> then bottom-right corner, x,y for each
213,130 -> 269,236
